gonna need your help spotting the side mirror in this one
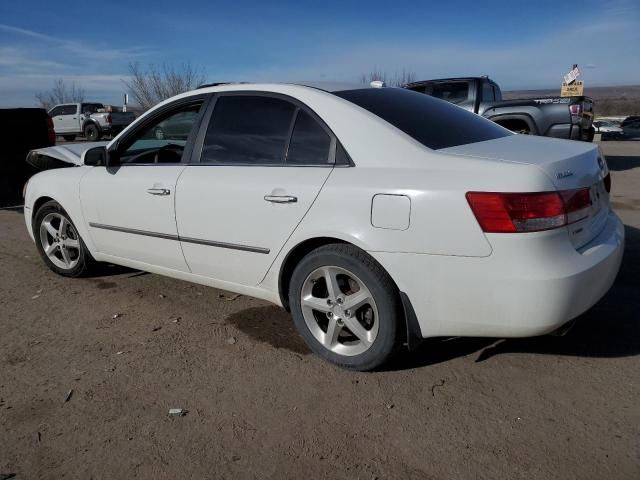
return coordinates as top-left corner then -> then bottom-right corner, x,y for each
84,146 -> 107,166
84,146 -> 121,167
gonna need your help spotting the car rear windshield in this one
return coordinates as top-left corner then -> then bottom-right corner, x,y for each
333,88 -> 511,150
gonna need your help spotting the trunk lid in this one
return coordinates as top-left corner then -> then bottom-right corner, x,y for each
441,134 -> 610,249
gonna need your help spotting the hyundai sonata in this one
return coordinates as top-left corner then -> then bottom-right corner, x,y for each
23,82 -> 624,370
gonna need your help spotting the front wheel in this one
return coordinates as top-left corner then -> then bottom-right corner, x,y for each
33,201 -> 96,277
288,244 -> 401,371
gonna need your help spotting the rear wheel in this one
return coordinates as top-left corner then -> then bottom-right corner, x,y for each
288,244 -> 401,371
34,201 -> 96,277
84,124 -> 100,141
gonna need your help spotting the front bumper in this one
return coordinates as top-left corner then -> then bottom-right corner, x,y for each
372,210 -> 625,338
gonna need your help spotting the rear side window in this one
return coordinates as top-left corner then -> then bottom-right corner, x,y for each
61,105 -> 77,115
49,106 -> 63,117
286,110 -> 332,165
202,96 -> 295,165
423,81 -> 469,105
334,88 -> 511,150
482,82 -> 495,102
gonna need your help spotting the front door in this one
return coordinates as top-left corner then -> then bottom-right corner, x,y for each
80,98 -> 206,271
176,94 -> 336,285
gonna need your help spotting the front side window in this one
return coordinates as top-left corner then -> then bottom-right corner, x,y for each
334,88 -> 511,150
201,96 -> 296,165
286,110 -> 332,165
118,102 -> 203,164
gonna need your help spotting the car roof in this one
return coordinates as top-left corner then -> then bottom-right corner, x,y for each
196,81 -> 371,93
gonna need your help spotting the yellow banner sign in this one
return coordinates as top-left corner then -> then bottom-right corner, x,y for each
561,81 -> 584,97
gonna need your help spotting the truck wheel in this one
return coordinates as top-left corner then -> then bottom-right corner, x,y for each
84,124 -> 100,141
62,135 -> 76,141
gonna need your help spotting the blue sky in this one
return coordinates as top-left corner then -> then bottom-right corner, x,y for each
1,0 -> 639,107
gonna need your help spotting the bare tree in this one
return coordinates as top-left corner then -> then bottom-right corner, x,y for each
123,62 -> 206,111
360,68 -> 417,87
35,79 -> 86,111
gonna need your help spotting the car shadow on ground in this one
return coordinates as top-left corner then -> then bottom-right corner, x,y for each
386,223 -> 640,371
227,225 -> 639,371
605,153 -> 640,171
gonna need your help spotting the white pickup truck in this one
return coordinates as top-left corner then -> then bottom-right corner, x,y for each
48,103 -> 135,141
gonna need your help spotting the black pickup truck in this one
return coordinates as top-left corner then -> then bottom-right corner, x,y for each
0,108 -> 55,207
404,77 -> 595,141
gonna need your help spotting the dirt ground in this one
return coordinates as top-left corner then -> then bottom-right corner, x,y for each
1,142 -> 638,480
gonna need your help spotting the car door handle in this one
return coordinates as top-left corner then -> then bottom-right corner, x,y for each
147,188 -> 171,196
264,195 -> 297,204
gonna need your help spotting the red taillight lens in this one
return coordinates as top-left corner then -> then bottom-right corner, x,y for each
604,173 -> 611,193
466,188 -> 591,233
46,116 -> 56,145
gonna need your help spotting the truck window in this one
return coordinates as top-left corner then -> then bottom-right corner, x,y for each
482,82 -> 495,102
492,84 -> 502,101
423,81 -> 469,105
81,103 -> 104,114
334,88 -> 511,150
60,105 -> 77,115
49,106 -> 64,117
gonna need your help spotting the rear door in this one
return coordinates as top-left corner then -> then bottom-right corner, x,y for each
57,104 -> 79,133
175,93 -> 336,286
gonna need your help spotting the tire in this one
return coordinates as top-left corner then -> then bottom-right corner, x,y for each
84,124 -> 100,141
288,243 -> 401,371
62,135 -> 76,142
33,200 -> 96,277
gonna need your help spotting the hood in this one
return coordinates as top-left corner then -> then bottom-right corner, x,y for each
28,142 -> 108,168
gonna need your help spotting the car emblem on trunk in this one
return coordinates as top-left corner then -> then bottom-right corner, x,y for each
556,170 -> 574,179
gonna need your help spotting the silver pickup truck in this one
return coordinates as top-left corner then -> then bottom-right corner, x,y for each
48,102 -> 135,141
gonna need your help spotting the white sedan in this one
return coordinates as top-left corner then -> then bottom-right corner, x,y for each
23,82 -> 624,370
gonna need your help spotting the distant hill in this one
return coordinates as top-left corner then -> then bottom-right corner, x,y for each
504,85 -> 640,117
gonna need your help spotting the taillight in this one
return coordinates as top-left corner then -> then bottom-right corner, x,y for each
466,188 -> 591,233
569,104 -> 582,125
46,116 -> 56,145
604,173 -> 611,193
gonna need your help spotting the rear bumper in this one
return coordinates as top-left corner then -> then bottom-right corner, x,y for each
546,124 -> 594,141
372,210 -> 624,338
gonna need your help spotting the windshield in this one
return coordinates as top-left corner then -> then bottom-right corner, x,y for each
334,88 -> 511,150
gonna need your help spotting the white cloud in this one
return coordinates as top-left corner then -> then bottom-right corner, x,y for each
0,23 -> 151,61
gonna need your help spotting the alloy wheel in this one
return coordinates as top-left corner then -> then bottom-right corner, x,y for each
300,266 -> 379,356
39,213 -> 81,270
